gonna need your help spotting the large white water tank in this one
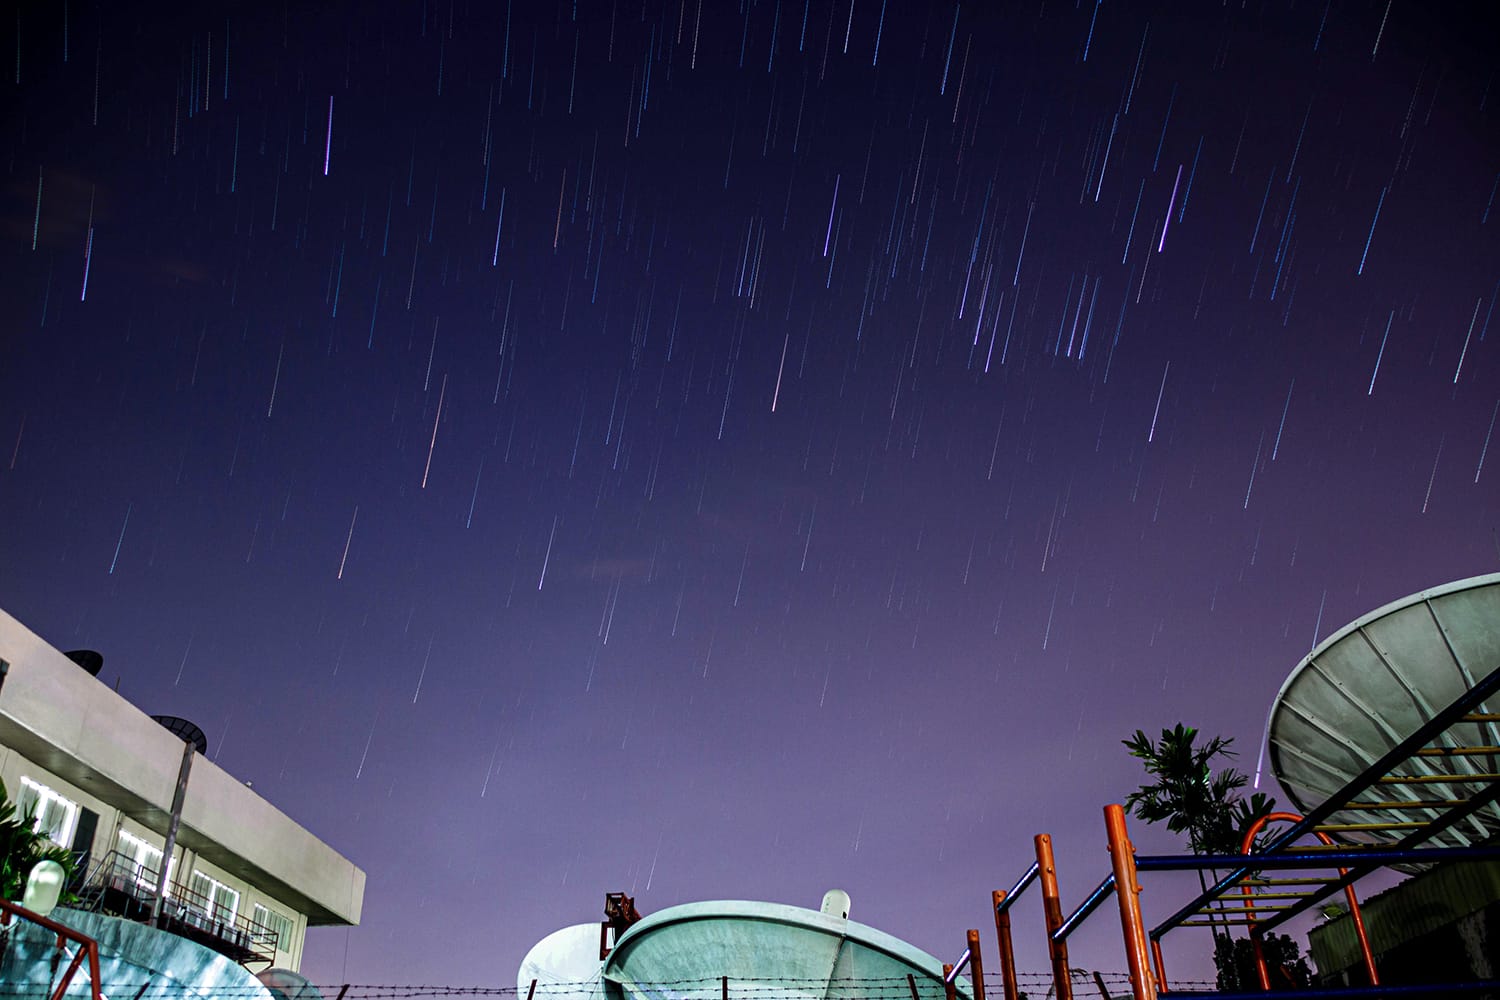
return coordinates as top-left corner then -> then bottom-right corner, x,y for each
518,923 -> 608,1000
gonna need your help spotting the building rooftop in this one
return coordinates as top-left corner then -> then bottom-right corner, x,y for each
0,607 -> 364,928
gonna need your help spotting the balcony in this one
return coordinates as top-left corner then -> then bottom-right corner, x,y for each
75,852 -> 279,966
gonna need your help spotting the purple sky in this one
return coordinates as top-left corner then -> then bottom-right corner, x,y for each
1,0 -> 1496,987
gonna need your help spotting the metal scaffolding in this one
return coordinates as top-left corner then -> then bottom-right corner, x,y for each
982,662 -> 1500,999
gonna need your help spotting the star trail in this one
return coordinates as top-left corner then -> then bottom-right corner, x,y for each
1,0 -> 1496,986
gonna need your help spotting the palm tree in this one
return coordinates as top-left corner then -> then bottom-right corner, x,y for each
1122,725 -> 1296,989
1122,724 -> 1273,856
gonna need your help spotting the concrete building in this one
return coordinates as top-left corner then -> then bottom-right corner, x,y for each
0,606 -> 364,973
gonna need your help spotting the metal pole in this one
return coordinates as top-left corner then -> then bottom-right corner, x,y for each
942,964 -> 956,1000
1104,805 -> 1156,1000
992,890 -> 1019,1000
907,973 -> 920,1000
1238,811 -> 1379,989
149,739 -> 196,923
1149,937 -> 1168,994
1034,834 -> 1072,1000
966,929 -> 985,1000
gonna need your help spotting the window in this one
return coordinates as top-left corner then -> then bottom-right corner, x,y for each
189,870 -> 239,923
117,830 -> 167,888
253,903 -> 294,953
19,777 -> 78,846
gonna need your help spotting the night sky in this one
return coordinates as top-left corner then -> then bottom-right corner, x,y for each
2,0 -> 1497,987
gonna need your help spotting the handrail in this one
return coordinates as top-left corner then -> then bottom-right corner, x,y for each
943,947 -> 970,983
994,862 -> 1039,915
0,898 -> 104,1000
1052,874 -> 1115,942
83,850 -> 279,956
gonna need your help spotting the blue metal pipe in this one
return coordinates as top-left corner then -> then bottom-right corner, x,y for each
1136,844 -> 1500,873
942,948 -> 970,983
1052,875 -> 1114,942
994,863 -> 1039,915
1161,981 -> 1500,998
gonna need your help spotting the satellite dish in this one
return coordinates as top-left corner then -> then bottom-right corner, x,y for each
258,969 -> 325,1000
1267,573 -> 1500,849
64,650 -> 104,676
151,715 -> 209,755
519,923 -> 607,1000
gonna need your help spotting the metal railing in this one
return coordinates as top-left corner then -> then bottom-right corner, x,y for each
981,662 -> 1500,999
0,897 -> 103,1000
75,850 -> 279,963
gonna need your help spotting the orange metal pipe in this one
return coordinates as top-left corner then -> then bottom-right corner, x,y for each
1104,805 -> 1158,1000
1239,811 -> 1379,988
1149,937 -> 1168,994
943,963 -> 957,1000
992,890 -> 1020,1000
966,928 -> 986,1000
1250,931 -> 1271,991
1034,834 -> 1073,1000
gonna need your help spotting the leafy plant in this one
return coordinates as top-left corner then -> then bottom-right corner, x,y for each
0,778 -> 78,905
1214,932 -> 1312,991
1122,724 -> 1275,855
1123,724 -> 1307,988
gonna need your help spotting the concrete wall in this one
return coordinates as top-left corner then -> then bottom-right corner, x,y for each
1309,858 -> 1500,991
0,607 -> 364,935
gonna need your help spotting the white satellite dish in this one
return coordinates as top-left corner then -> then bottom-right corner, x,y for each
519,923 -> 608,1000
1267,572 -> 1500,848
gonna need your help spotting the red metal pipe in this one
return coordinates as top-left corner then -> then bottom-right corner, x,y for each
0,899 -> 102,1000
1239,811 -> 1379,988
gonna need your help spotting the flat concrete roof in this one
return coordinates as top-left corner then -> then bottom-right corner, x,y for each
0,607 -> 364,926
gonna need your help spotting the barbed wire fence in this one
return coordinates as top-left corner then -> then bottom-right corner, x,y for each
0,973 -> 1220,1000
